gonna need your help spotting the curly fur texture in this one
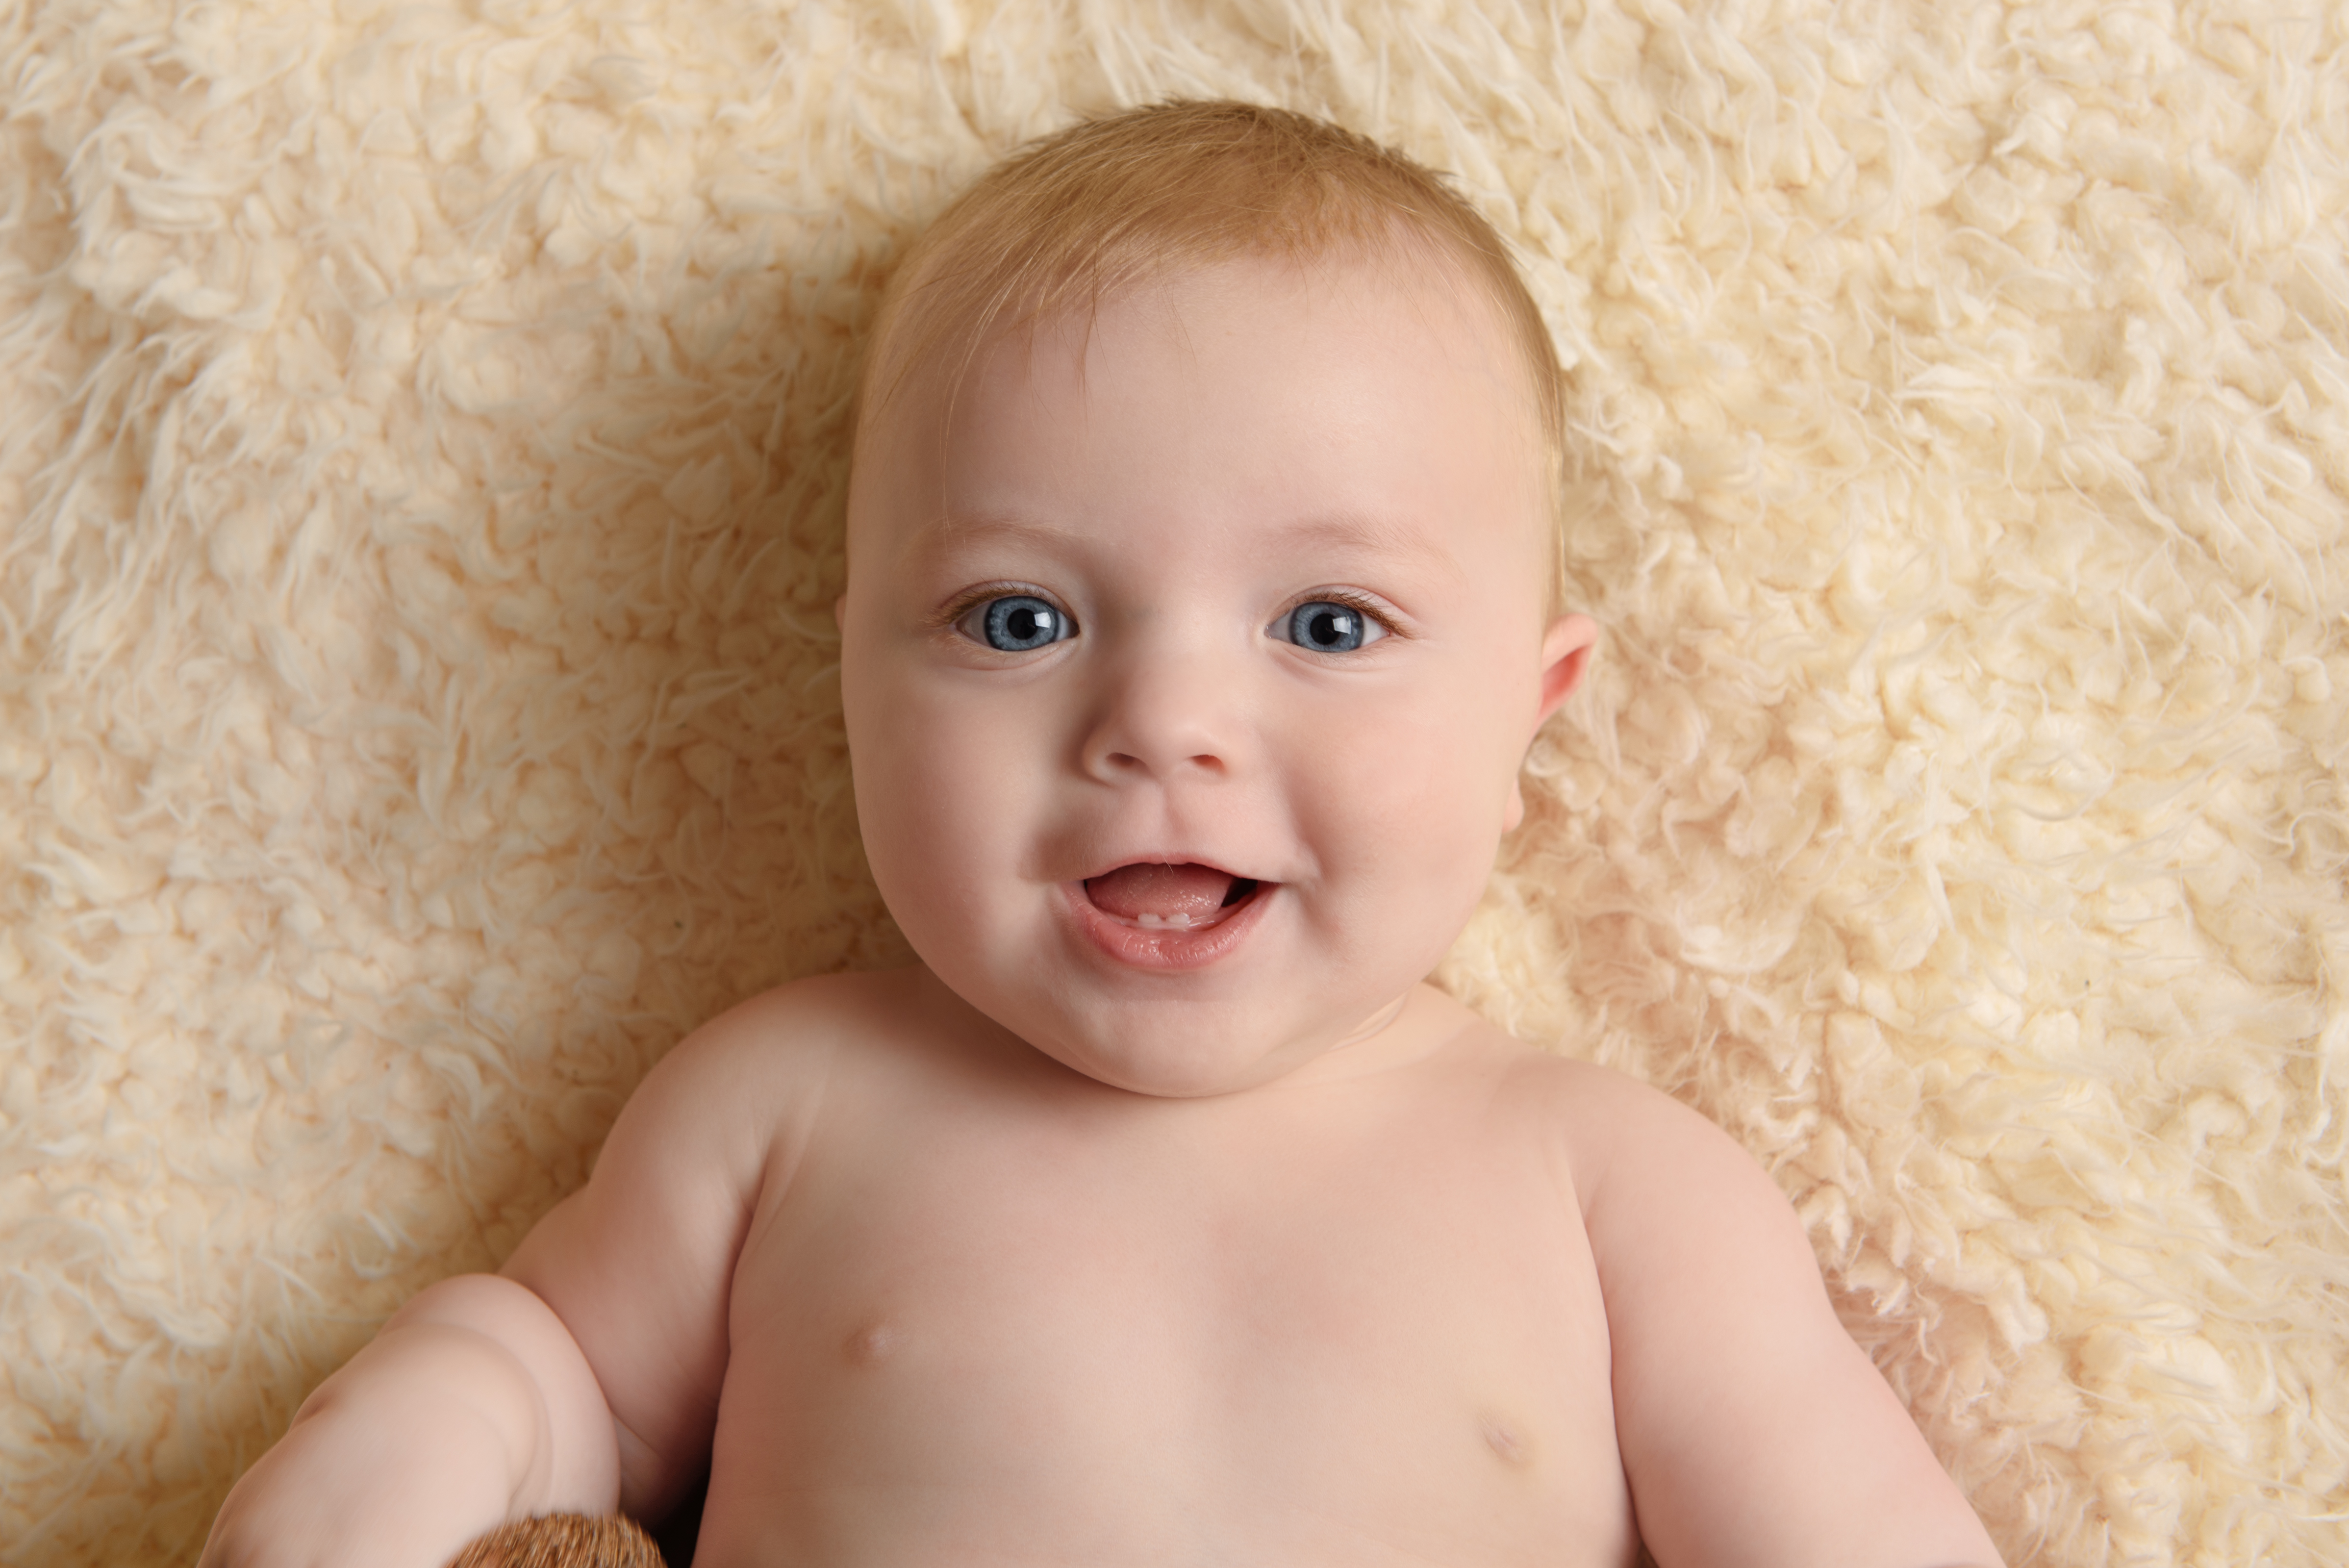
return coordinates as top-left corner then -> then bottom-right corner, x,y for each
447,1514 -> 661,1568
1,1 -> 2343,1565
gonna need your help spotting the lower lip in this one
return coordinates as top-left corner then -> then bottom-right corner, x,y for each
1062,880 -> 1274,972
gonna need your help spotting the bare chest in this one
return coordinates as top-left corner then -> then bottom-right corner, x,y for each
702,1086 -> 1635,1567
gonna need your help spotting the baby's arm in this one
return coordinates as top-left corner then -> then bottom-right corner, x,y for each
201,987 -> 819,1566
498,984 -> 825,1521
1563,1066 -> 2005,1568
196,1274 -> 621,1568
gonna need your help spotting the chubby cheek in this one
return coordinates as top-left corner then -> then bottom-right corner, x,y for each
1283,677 -> 1524,931
844,668 -> 1032,964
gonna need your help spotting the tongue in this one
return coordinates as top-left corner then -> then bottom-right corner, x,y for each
1086,862 -> 1238,923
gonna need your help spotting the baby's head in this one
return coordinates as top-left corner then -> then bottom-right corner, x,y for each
855,101 -> 1570,584
840,101 -> 1596,1095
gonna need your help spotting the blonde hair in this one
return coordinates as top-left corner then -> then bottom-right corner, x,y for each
855,100 -> 1564,494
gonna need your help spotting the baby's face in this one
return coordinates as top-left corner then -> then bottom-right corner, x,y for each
841,252 -> 1586,1096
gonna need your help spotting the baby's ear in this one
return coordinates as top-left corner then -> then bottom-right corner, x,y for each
1535,613 -> 1599,729
1507,614 -> 1599,834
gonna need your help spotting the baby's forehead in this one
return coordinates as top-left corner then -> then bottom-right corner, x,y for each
851,258 -> 1554,615
870,244 -> 1537,450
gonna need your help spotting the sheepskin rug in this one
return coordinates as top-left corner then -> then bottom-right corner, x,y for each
2,0 -> 2344,1563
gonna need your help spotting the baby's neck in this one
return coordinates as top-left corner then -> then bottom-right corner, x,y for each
1263,983 -> 1476,1090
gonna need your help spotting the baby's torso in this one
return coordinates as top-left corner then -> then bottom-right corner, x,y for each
692,983 -> 1636,1568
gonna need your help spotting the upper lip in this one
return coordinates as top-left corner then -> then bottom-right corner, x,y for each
1073,854 -> 1260,883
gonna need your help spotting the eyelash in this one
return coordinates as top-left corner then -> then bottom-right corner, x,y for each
935,582 -> 1068,633
1278,588 -> 1398,639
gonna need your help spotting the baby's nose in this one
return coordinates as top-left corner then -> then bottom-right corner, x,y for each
1079,646 -> 1243,784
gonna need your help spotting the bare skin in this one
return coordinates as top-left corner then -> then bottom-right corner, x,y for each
514,968 -> 1999,1568
530,971 -> 1633,1566
200,253 -> 2004,1568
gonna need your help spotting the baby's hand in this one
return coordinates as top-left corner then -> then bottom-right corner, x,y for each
198,1276 -> 622,1568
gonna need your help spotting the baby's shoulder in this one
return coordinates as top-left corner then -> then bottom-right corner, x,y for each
614,968 -> 929,1151
1473,1042 -> 1778,1225
663,966 -> 909,1065
1477,1037 -> 1698,1139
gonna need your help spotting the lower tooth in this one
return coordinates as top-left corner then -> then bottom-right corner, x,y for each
1136,912 -> 1193,930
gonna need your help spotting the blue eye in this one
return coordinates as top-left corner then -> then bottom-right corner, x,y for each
1278,600 -> 1382,652
967,594 -> 1073,652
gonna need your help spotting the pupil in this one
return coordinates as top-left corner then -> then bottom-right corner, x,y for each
1285,602 -> 1367,652
983,595 -> 1062,651
1291,604 -> 1364,650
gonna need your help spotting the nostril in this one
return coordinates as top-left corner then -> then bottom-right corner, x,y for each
1084,735 -> 1227,781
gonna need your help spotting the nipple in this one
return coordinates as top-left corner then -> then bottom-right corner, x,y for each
1084,862 -> 1253,929
841,1321 -> 898,1367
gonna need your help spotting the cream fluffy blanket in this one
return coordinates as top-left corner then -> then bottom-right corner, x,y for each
2,1 -> 2343,1563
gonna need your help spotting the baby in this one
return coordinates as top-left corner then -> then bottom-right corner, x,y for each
202,102 -> 2004,1568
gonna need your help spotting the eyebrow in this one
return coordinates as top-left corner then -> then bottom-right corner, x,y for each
1263,511 -> 1468,585
905,511 -> 1071,556
908,509 -> 1468,586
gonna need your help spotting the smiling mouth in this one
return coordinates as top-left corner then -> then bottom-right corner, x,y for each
1082,862 -> 1265,930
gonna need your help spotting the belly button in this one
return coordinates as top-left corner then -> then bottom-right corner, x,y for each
1480,1415 -> 1532,1468
841,1321 -> 898,1367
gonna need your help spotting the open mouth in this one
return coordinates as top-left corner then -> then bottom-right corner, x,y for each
1081,861 -> 1265,931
